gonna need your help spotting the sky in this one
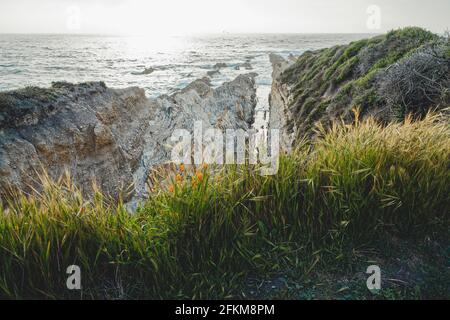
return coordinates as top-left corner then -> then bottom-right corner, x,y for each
0,0 -> 448,35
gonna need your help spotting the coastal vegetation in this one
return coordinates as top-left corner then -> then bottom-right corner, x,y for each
281,27 -> 449,137
0,112 -> 448,299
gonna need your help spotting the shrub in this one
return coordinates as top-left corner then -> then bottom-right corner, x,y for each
379,37 -> 450,118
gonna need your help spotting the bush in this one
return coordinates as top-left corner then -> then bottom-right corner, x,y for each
379,36 -> 450,118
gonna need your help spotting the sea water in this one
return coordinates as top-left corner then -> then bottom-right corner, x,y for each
0,33 -> 370,99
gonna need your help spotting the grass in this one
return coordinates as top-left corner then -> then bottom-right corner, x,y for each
0,112 -> 449,299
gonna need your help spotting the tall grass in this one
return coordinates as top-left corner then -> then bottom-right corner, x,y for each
0,113 -> 449,299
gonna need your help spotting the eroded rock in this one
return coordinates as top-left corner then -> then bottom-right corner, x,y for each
268,54 -> 296,153
0,75 -> 257,207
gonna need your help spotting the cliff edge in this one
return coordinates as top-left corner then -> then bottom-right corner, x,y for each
270,27 -> 450,150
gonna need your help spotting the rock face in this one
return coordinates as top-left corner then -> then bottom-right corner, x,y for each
269,28 -> 450,151
132,74 -> 256,204
268,53 -> 296,152
0,75 -> 257,204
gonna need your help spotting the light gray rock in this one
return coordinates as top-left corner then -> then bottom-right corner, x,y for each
268,54 -> 296,153
132,67 -> 155,75
0,75 -> 257,207
213,62 -> 227,69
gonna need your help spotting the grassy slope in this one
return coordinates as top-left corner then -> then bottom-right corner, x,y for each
281,27 -> 448,138
0,113 -> 448,299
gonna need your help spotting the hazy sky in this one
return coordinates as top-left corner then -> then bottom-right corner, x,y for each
0,0 -> 448,35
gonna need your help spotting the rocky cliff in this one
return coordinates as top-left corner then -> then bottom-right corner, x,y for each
0,75 -> 257,205
269,27 -> 450,150
268,53 -> 297,153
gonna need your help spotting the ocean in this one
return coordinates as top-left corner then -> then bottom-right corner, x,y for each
0,33 -> 371,109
